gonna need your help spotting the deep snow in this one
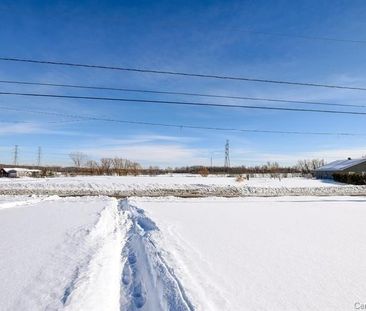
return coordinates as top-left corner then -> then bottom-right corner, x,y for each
133,196 -> 366,311
0,196 -> 124,311
1,194 -> 366,310
0,195 -> 196,311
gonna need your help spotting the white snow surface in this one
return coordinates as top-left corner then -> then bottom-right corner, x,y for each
0,175 -> 340,189
1,175 -> 362,197
0,195 -> 196,311
132,196 -> 366,311
2,194 -> 366,310
0,195 -> 126,311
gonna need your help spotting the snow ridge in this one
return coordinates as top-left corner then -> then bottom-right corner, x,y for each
62,199 -> 125,311
120,199 -> 194,311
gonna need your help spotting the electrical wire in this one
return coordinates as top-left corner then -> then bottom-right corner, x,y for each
1,56 -> 366,91
0,79 -> 364,109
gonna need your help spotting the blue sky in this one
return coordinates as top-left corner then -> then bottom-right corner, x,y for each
1,0 -> 366,167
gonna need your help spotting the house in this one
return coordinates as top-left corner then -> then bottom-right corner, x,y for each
314,158 -> 366,179
0,167 -> 42,178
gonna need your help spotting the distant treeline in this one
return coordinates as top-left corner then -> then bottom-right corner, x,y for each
172,165 -> 298,175
0,157 -> 325,177
0,163 -> 300,176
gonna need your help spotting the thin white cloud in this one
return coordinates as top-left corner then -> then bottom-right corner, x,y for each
0,121 -> 99,137
245,146 -> 366,166
0,122 -> 42,135
94,134 -> 197,147
81,143 -> 208,167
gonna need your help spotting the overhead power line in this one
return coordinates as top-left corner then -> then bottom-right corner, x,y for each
0,104 -> 364,137
1,90 -> 366,116
1,57 -> 366,91
0,79 -> 365,109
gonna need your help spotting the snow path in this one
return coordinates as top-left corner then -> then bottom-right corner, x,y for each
0,196 -> 195,311
6,194 -> 366,310
120,199 -> 194,311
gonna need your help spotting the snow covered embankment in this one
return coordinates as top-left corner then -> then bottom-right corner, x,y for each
1,176 -> 366,197
1,183 -> 366,197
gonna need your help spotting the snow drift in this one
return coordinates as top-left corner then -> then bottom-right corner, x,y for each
0,175 -> 365,197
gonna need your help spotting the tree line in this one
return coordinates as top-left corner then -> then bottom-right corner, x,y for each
67,153 -> 326,176
1,153 -> 326,176
69,152 -> 142,175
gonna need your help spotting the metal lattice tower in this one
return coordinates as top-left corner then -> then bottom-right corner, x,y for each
14,145 -> 18,166
37,146 -> 42,167
224,140 -> 230,168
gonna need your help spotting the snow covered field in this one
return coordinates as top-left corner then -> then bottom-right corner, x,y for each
0,175 -> 364,196
0,174 -> 340,189
135,196 -> 366,310
0,196 -> 124,310
1,195 -> 366,310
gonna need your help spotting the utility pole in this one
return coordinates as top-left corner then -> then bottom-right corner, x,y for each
37,146 -> 42,167
13,145 -> 18,166
224,140 -> 230,169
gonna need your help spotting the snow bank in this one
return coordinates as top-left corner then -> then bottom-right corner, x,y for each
0,175 -> 364,197
62,199 -> 125,311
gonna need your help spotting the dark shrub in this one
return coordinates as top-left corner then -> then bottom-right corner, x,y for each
333,173 -> 366,185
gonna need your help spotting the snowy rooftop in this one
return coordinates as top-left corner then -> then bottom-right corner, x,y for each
1,167 -> 41,173
315,158 -> 366,172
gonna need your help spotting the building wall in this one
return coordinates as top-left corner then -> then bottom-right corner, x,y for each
314,171 -> 336,179
315,161 -> 366,179
0,169 -> 41,178
343,162 -> 366,174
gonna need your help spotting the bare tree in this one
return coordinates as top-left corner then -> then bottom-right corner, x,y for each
198,167 -> 209,177
148,165 -> 160,176
86,160 -> 99,175
310,158 -> 325,170
296,158 -> 325,174
100,158 -> 113,175
69,152 -> 88,168
112,157 -> 126,175
127,161 -> 142,176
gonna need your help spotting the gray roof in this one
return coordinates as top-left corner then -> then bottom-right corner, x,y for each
315,158 -> 366,172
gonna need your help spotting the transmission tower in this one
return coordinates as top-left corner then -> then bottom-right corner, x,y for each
224,140 -> 230,168
37,146 -> 42,167
13,145 -> 18,166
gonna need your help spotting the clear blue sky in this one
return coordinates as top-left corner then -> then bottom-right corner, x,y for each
1,0 -> 366,167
